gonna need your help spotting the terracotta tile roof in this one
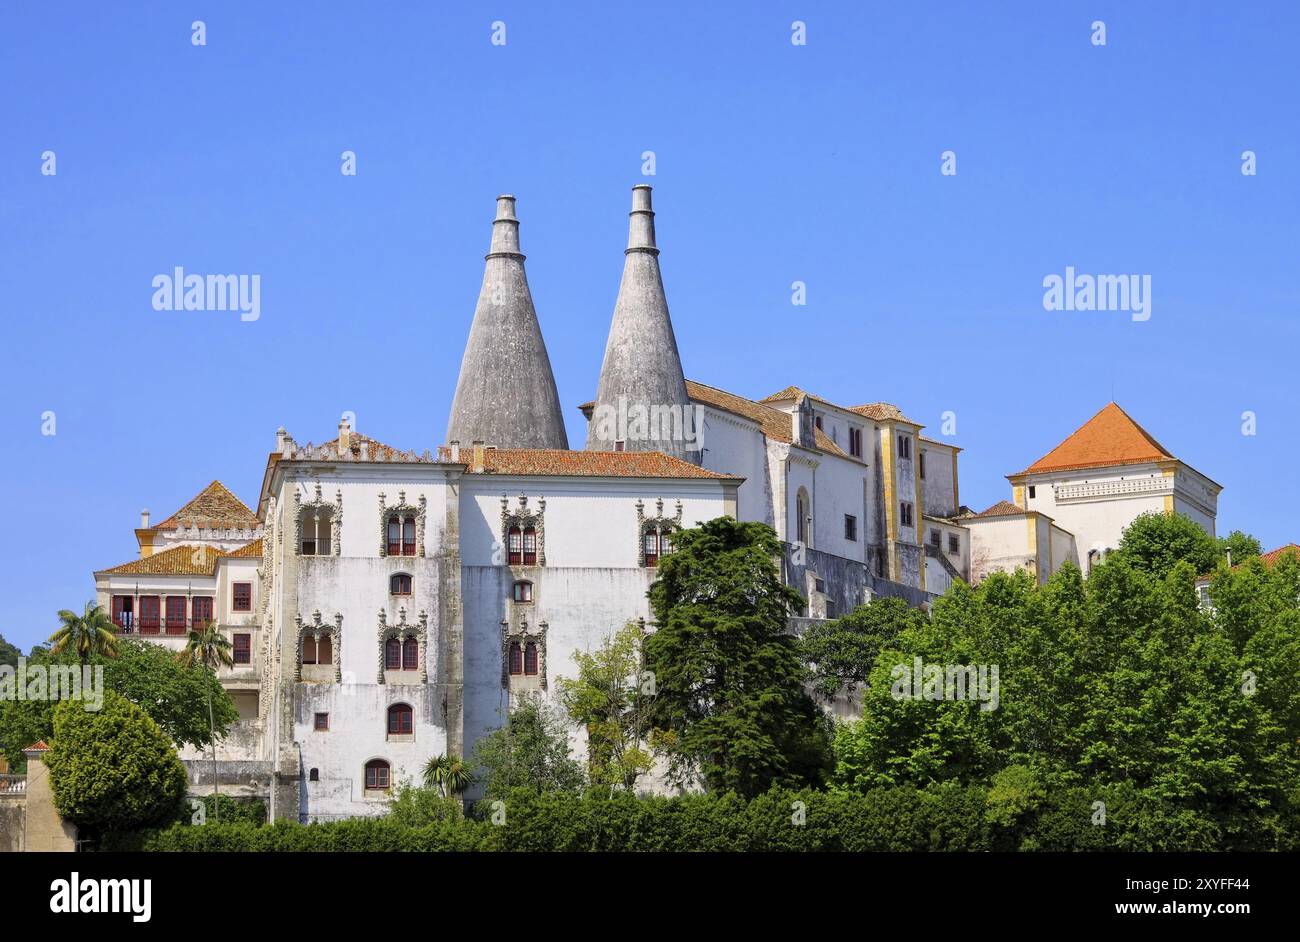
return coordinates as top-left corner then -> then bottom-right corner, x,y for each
153,481 -> 260,531
848,402 -> 920,426
1019,403 -> 1174,475
24,741 -> 49,752
1256,544 -> 1300,568
476,448 -> 737,480
758,385 -> 811,403
685,381 -> 849,458
97,542 -> 229,576
315,432 -> 432,463
224,539 -> 264,558
972,500 -> 1026,518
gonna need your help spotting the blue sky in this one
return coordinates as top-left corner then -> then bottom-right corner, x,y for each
2,2 -> 1297,651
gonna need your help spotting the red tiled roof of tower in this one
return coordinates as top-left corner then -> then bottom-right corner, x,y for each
475,448 -> 736,480
152,481 -> 259,531
1019,403 -> 1174,475
973,500 -> 1026,518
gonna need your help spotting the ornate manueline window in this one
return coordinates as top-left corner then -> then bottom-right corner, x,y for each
295,483 -> 342,557
378,492 -> 425,558
501,495 -> 546,567
376,608 -> 428,683
295,611 -> 343,681
637,498 -> 683,568
508,642 -> 523,675
501,617 -> 547,690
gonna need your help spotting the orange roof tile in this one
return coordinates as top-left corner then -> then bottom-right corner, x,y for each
1256,544 -> 1300,568
972,500 -> 1026,518
848,402 -> 920,425
24,741 -> 49,752
684,381 -> 849,458
224,539 -> 264,558
97,542 -> 228,577
1019,403 -> 1174,475
317,432 -> 431,463
476,448 -> 736,480
153,481 -> 260,531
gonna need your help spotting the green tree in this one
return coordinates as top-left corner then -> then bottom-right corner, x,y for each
0,633 -> 20,669
645,516 -> 833,797
556,621 -> 655,791
1216,530 -> 1262,566
471,695 -> 585,800
45,690 -> 187,833
177,623 -> 233,818
423,754 -> 473,798
1115,511 -> 1218,580
800,596 -> 927,700
48,602 -> 118,665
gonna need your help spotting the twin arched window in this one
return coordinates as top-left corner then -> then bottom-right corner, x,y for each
507,526 -> 537,565
387,514 -> 416,556
508,641 -> 539,676
384,637 -> 419,671
643,530 -> 676,567
390,573 -> 412,595
302,635 -> 334,665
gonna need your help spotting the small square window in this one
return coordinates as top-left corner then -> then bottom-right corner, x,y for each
313,712 -> 329,731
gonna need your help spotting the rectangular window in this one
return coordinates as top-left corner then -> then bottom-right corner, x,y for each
948,534 -> 960,554
165,596 -> 187,634
849,427 -> 862,458
508,529 -> 522,565
232,582 -> 252,612
233,633 -> 251,664
899,502 -> 914,528
192,597 -> 213,626
139,596 -> 160,633
643,531 -> 660,567
920,451 -> 926,479
112,596 -> 134,630
930,529 -> 941,548
402,519 -> 416,556
1028,485 -> 1036,499
814,416 -> 823,430
313,712 -> 329,731
844,514 -> 857,541
522,528 -> 537,566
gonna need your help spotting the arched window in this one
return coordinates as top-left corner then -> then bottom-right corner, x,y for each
524,642 -> 539,676
402,518 -> 416,556
384,638 -> 401,670
364,759 -> 390,791
387,515 -> 402,555
302,635 -> 318,665
512,580 -> 533,603
302,510 -> 332,555
390,573 -> 412,595
402,637 -> 418,671
318,636 -> 333,665
643,531 -> 659,567
795,489 -> 809,545
522,527 -> 537,565
508,526 -> 522,565
387,704 -> 413,736
508,642 -> 523,676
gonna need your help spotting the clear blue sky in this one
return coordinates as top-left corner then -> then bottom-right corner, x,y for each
2,2 -> 1297,652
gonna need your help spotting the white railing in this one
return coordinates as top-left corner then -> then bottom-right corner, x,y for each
0,775 -> 27,795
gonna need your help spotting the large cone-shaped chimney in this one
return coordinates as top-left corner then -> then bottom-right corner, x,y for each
447,195 -> 568,450
586,185 -> 699,463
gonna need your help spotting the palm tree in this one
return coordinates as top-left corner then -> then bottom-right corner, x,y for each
423,753 -> 472,799
178,621 -> 233,820
49,602 -> 119,665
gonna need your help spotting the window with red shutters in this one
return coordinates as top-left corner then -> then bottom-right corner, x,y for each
365,759 -> 390,790
112,596 -> 134,631
192,597 -> 213,627
524,642 -> 539,676
508,527 -> 522,565
232,582 -> 252,612
508,642 -> 523,675
165,596 -> 187,634
643,531 -> 659,567
402,518 -> 416,556
233,634 -> 251,664
402,638 -> 418,671
387,516 -> 402,556
522,527 -> 537,565
385,638 -> 401,670
387,704 -> 413,735
139,596 -> 160,633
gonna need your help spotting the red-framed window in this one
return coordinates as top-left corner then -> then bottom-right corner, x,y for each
165,596 -> 187,634
402,638 -> 418,671
524,642 -> 539,676
233,633 -> 251,665
232,582 -> 252,612
643,531 -> 659,567
139,596 -> 160,634
390,574 -> 412,595
364,759 -> 390,790
192,597 -> 213,627
512,580 -> 532,603
522,527 -> 537,565
402,518 -> 416,556
387,704 -> 413,735
508,642 -> 523,676
387,516 -> 402,556
313,712 -> 329,731
507,527 -> 522,565
111,596 -> 134,630
384,638 -> 401,670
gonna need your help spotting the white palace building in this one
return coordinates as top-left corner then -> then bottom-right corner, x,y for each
91,186 -> 1221,820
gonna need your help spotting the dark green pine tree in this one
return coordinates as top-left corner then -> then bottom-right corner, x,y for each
645,517 -> 833,797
